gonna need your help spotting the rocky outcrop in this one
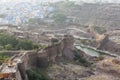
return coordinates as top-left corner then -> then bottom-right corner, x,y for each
62,35 -> 75,60
18,51 -> 37,80
14,51 -> 37,80
8,35 -> 75,80
37,35 -> 75,67
96,57 -> 120,78
87,26 -> 120,55
99,40 -> 120,54
80,57 -> 120,80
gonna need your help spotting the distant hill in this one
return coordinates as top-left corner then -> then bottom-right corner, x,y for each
67,3 -> 120,29
0,1 -> 120,30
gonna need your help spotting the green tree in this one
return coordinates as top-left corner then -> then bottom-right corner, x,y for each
0,31 -> 40,50
26,69 -> 49,80
5,44 -> 12,50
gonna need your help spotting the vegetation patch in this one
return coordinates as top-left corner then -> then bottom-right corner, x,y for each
0,31 -> 41,50
26,68 -> 49,80
73,50 -> 92,67
0,52 -> 10,65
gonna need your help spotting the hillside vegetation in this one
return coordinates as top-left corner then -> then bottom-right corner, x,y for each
0,31 -> 40,50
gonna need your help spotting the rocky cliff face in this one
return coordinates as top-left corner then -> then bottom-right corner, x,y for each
87,26 -> 120,55
18,51 -> 37,80
37,35 -> 75,68
97,34 -> 120,55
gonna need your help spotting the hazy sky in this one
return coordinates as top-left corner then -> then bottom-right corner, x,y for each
0,0 -> 120,3
0,0 -> 56,3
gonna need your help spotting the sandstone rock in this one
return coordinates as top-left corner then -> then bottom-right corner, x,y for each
96,57 -> 120,78
37,34 -> 75,65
